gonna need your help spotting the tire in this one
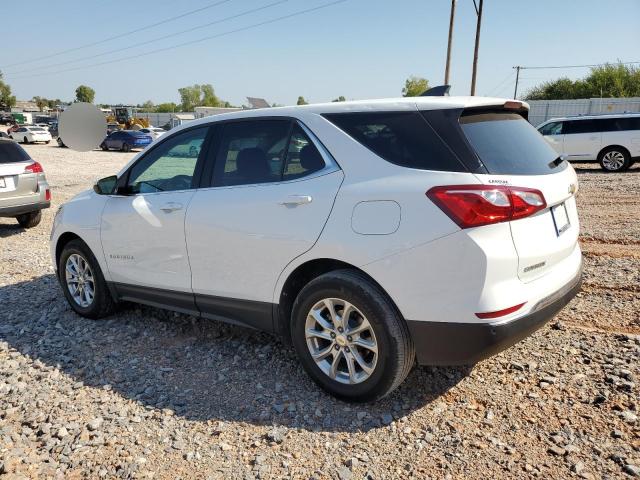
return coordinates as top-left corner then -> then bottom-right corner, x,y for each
291,269 -> 415,402
58,239 -> 116,319
15,210 -> 41,228
23,136 -> 29,144
100,143 -> 108,151
599,146 -> 630,172
45,140 -> 50,144
122,143 -> 131,152
57,137 -> 66,148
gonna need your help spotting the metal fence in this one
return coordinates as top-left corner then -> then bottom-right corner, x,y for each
527,97 -> 640,126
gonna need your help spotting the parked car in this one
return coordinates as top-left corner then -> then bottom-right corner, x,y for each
51,96 -> 582,401
0,114 -> 14,125
49,122 -> 59,138
139,127 -> 166,140
100,130 -> 152,152
35,123 -> 51,130
10,126 -> 52,144
0,139 -> 50,228
537,113 -> 640,172
107,123 -> 121,135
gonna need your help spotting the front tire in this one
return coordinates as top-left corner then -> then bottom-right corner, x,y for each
57,137 -> 66,148
16,210 -> 41,228
599,147 -> 630,172
291,269 -> 415,402
58,239 -> 116,319
23,136 -> 29,144
122,143 -> 131,152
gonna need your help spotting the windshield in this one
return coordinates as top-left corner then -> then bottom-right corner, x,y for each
460,112 -> 564,175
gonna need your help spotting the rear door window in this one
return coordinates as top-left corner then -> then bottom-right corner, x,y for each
614,117 -> 640,131
460,112 -> 562,175
563,120 -> 598,134
0,141 -> 31,163
323,111 -> 466,172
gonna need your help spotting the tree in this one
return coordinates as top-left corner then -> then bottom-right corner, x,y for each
402,76 -> 429,97
140,100 -> 155,112
201,84 -> 221,107
332,96 -> 346,102
155,102 -> 178,113
0,71 -> 16,110
178,84 -> 227,110
32,96 -> 49,111
75,85 -> 95,103
524,63 -> 640,100
296,96 -> 308,105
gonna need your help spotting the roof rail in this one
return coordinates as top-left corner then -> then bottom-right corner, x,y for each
420,85 -> 451,97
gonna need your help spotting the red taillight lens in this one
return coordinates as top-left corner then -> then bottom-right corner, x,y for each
45,189 -> 51,201
426,185 -> 546,228
475,302 -> 526,319
24,161 -> 44,174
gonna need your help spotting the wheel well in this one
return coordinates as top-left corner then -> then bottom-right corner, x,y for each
598,144 -> 630,160
276,258 -> 395,342
55,232 -> 82,270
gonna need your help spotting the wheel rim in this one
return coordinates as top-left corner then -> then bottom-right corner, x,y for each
305,298 -> 378,385
65,253 -> 95,308
602,151 -> 625,170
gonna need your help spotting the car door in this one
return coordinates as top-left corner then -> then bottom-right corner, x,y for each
185,119 -> 343,330
100,126 -> 211,311
105,132 -> 119,149
562,119 -> 602,160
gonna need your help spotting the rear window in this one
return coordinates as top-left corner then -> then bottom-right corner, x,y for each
323,111 -> 465,172
460,112 -> 562,175
0,141 -> 31,163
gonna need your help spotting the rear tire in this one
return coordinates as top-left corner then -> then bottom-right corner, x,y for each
16,210 -> 41,228
291,269 -> 415,402
58,239 -> 116,319
599,146 -> 630,172
122,143 -> 131,152
57,137 -> 66,148
100,143 -> 108,151
23,136 -> 29,144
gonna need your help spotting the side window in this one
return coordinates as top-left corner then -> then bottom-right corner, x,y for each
127,127 -> 208,194
594,118 -> 617,132
539,122 -> 562,136
282,124 -> 325,180
615,117 -> 640,131
213,120 -> 290,186
324,111 -> 465,172
564,120 -> 597,134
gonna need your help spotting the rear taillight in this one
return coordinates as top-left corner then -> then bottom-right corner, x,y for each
45,189 -> 51,201
24,161 -> 44,174
475,302 -> 526,319
426,185 -> 546,228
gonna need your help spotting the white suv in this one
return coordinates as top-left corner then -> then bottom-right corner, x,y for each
51,96 -> 582,401
537,113 -> 640,171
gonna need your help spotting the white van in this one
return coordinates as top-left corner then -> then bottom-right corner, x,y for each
537,113 -> 640,171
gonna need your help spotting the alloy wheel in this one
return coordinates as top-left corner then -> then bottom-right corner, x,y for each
305,298 -> 378,385
65,253 -> 95,308
602,150 -> 625,171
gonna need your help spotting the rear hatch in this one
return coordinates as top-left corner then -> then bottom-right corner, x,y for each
0,141 -> 37,199
458,109 -> 579,282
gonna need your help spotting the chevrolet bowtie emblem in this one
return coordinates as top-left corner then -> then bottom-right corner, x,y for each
568,183 -> 577,194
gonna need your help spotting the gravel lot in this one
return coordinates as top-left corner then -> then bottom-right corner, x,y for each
1,141 -> 639,479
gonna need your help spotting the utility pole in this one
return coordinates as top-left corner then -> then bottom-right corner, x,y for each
470,0 -> 484,95
513,65 -> 521,98
444,0 -> 456,85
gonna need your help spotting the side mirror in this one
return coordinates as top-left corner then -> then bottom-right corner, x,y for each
93,175 -> 118,195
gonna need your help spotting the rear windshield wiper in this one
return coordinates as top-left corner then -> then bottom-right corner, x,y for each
548,155 -> 566,169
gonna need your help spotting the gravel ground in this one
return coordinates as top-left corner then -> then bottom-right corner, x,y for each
1,141 -> 639,479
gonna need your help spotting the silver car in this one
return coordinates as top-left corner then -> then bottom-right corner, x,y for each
0,139 -> 50,228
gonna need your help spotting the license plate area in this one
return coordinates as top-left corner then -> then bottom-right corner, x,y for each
551,202 -> 570,236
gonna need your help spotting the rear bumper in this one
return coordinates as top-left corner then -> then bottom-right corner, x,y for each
0,200 -> 50,217
406,259 -> 583,366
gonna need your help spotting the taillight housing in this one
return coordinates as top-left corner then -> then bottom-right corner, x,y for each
426,184 -> 547,228
24,161 -> 44,174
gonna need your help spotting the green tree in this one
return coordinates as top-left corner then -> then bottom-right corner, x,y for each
332,96 -> 346,102
201,84 -> 221,107
0,71 -> 16,110
32,96 -> 49,111
74,85 -> 95,103
524,63 -> 640,100
140,100 -> 155,112
296,96 -> 308,105
178,85 -> 201,111
402,76 -> 429,97
155,102 -> 178,113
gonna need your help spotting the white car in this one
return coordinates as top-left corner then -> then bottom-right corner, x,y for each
537,113 -> 640,172
51,95 -> 582,401
138,127 -> 166,140
10,126 -> 52,144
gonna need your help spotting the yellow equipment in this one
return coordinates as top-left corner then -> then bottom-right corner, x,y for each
106,106 -> 150,130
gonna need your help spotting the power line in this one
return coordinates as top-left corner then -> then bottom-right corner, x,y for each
0,0 -> 234,69
5,0 -> 348,80
5,0 -> 289,76
484,71 -> 515,97
518,61 -> 640,70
